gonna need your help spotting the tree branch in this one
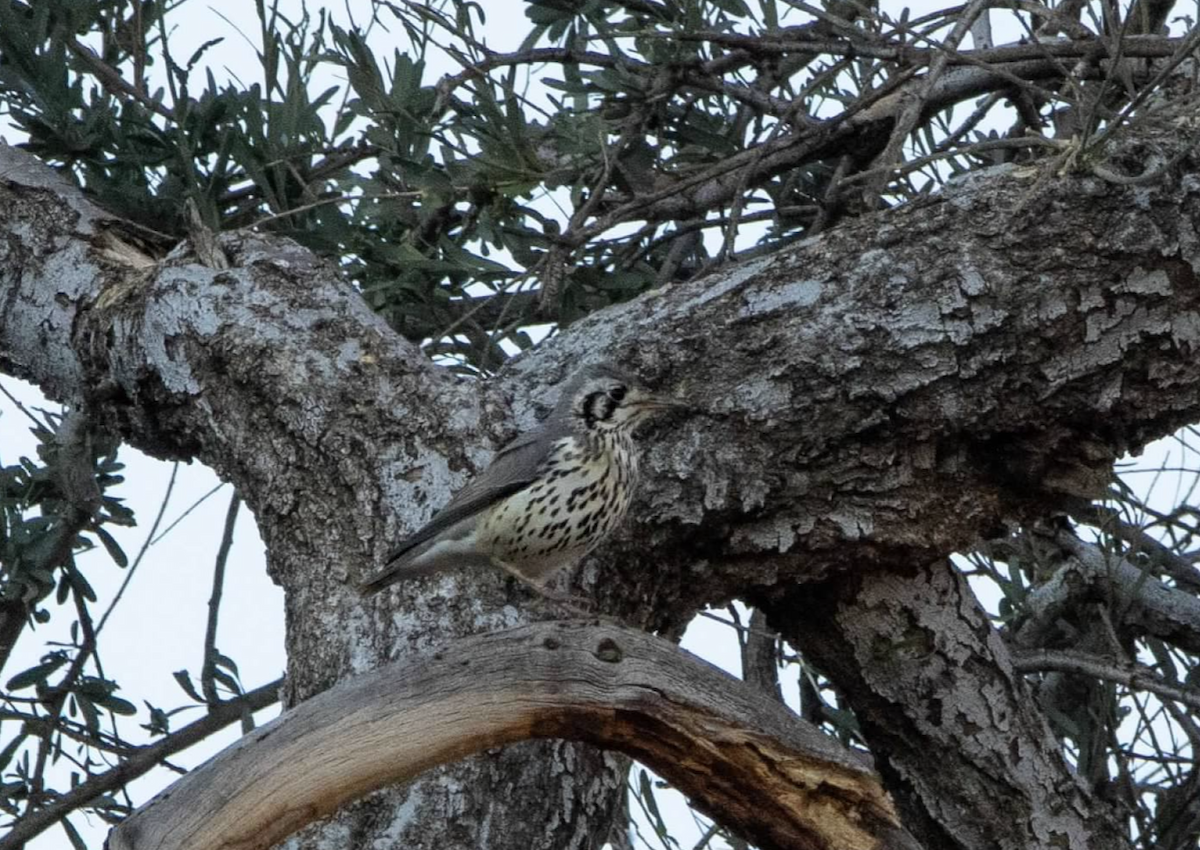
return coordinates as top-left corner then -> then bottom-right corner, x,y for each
0,677 -> 281,850
1069,502 -> 1200,592
1011,530 -> 1200,655
5,120 -> 1200,613
200,492 -> 240,706
6,108 -> 1200,846
570,35 -> 1176,233
1011,647 -> 1200,711
108,621 -> 916,850
767,560 -> 1125,850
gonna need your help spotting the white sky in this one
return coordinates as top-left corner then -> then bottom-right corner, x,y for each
2,1 -> 1194,848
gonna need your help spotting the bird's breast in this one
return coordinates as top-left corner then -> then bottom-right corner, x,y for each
476,434 -> 639,579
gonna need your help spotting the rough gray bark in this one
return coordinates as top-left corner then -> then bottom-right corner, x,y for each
3,112 -> 1199,847
769,561 -> 1122,850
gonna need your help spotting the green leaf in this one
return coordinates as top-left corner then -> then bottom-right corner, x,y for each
93,693 -> 137,716
94,526 -> 128,567
526,1 -> 579,26
6,654 -> 67,690
212,668 -> 242,697
0,733 -> 26,773
65,564 -> 97,602
637,769 -> 675,844
61,815 -> 88,850
76,693 -> 100,734
0,779 -> 27,800
173,670 -> 203,703
711,0 -> 751,15
142,703 -> 171,736
214,652 -> 240,678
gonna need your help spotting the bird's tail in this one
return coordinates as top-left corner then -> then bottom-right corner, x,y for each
358,560 -> 419,594
359,539 -> 490,594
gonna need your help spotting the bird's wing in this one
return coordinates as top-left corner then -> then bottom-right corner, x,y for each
362,420 -> 568,592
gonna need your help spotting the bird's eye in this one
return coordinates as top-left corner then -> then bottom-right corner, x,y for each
608,386 -> 627,402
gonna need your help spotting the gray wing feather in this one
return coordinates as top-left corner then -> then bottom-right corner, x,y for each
361,417 -> 569,592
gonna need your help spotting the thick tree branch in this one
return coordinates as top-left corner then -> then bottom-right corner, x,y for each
6,126 -> 1200,596
4,110 -> 1200,845
766,561 -> 1125,850
107,621 -> 915,850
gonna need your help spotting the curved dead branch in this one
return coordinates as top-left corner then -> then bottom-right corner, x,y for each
106,621 -> 914,850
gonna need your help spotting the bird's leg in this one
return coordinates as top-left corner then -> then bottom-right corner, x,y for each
494,560 -> 599,618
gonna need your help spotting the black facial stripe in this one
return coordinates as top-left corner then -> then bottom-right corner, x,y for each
583,391 -> 617,428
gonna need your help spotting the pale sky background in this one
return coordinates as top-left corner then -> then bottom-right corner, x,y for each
2,1 -> 1192,848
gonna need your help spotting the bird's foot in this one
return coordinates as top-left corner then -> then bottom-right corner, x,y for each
530,586 -> 600,618
495,563 -> 620,622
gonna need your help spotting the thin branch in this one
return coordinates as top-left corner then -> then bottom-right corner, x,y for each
866,0 -> 991,199
0,677 -> 281,850
663,29 -> 1185,66
201,493 -> 241,706
1012,648 -> 1200,712
95,463 -> 179,637
148,483 -> 225,546
65,37 -> 175,122
1071,503 -> 1200,592
0,380 -> 43,428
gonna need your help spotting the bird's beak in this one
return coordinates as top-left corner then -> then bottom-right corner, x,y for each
638,393 -> 692,413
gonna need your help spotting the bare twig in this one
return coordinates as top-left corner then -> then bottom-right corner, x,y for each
1012,648 -> 1200,712
65,38 -> 176,121
0,677 -> 281,850
201,493 -> 241,707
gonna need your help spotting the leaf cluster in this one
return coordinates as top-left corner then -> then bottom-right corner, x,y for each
0,407 -> 138,840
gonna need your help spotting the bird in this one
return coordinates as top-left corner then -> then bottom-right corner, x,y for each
361,363 -> 684,593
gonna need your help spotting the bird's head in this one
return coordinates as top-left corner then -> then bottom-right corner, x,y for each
558,364 -> 687,435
